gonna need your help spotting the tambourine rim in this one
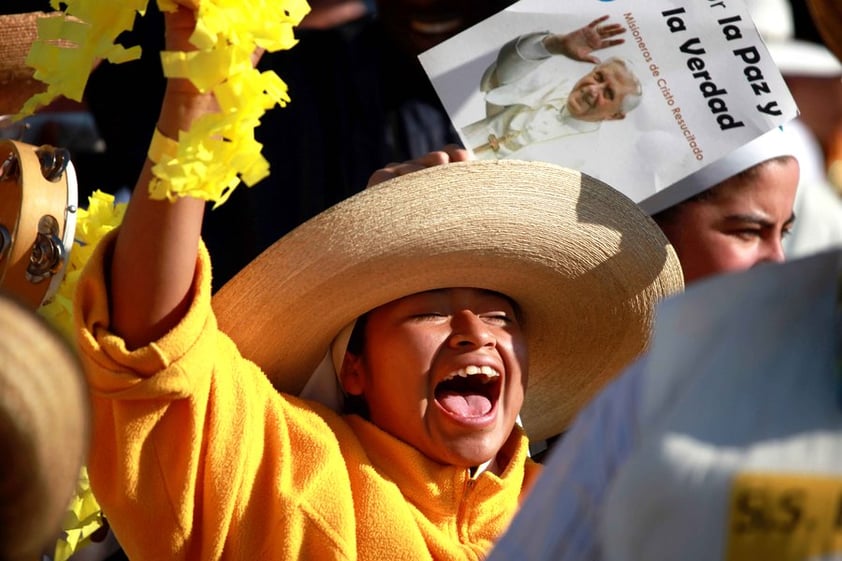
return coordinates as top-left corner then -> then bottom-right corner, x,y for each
42,158 -> 77,307
0,139 -> 77,308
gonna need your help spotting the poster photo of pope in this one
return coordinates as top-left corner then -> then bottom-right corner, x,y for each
461,16 -> 644,159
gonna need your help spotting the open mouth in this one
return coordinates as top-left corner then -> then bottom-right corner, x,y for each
434,365 -> 502,419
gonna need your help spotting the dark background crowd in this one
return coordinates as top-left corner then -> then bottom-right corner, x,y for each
0,0 -> 835,291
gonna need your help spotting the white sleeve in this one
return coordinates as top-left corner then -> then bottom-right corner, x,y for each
493,31 -> 551,85
487,356 -> 647,561
515,32 -> 552,60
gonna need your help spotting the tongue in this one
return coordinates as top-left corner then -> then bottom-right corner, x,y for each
438,392 -> 492,417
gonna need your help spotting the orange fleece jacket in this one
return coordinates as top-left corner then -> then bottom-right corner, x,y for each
75,234 -> 541,560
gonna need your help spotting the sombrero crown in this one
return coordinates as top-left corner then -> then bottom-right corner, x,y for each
0,12 -> 49,117
213,160 -> 684,441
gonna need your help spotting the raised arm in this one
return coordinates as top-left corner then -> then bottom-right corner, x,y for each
109,5 -> 211,349
487,16 -> 625,92
541,15 -> 626,64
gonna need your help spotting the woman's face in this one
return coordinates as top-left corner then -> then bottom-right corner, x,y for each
658,157 -> 799,285
340,287 -> 527,468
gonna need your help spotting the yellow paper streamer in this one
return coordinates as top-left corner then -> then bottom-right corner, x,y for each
17,0 -> 311,206
35,190 -> 126,561
52,468 -> 105,561
38,190 -> 127,340
150,0 -> 309,204
19,2 -> 146,116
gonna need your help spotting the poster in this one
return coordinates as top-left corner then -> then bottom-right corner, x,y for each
418,0 -> 798,213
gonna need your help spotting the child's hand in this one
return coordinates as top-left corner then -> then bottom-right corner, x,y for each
366,145 -> 471,188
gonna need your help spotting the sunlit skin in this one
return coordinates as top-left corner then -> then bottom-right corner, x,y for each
656,157 -> 799,285
566,59 -> 636,122
339,288 -> 527,472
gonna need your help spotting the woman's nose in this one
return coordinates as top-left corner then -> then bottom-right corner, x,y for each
762,237 -> 786,264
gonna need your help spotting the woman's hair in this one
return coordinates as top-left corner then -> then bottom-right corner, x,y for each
342,313 -> 371,418
652,155 -> 795,226
345,313 -> 369,357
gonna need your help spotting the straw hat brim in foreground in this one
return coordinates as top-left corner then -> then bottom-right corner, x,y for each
213,160 -> 685,442
0,292 -> 89,561
0,12 -> 50,117
806,0 -> 842,64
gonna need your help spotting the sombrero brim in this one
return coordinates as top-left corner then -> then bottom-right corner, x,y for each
0,291 -> 89,559
0,12 -> 52,117
212,160 -> 684,441
806,0 -> 842,64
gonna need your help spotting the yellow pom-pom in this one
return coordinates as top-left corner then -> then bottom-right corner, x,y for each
148,0 -> 308,204
53,467 -> 105,561
148,128 -> 180,164
37,191 -> 126,560
19,0 -> 310,206
38,190 -> 127,340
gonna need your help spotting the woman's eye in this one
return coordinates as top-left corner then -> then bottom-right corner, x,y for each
733,228 -> 762,240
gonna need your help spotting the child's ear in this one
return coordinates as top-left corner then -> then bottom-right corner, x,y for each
338,352 -> 365,396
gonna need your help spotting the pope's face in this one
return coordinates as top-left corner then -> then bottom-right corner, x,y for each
340,288 -> 527,468
566,60 -> 637,122
657,157 -> 799,285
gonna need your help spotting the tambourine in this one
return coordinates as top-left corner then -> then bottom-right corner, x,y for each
0,139 -> 77,309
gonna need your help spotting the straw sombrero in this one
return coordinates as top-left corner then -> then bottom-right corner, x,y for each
213,160 -> 684,441
0,12 -> 50,117
0,292 -> 89,561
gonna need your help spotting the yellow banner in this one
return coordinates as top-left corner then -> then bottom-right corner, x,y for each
726,472 -> 842,561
